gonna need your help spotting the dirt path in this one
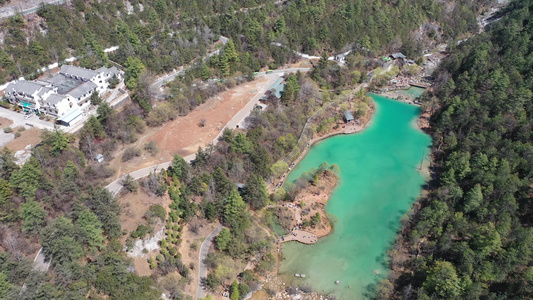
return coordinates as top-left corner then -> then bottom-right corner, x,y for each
107,75 -> 273,180
196,224 -> 224,300
106,69 -> 311,194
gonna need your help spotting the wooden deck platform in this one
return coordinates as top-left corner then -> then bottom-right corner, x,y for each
280,230 -> 318,244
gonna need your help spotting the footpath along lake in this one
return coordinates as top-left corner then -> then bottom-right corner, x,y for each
280,95 -> 431,299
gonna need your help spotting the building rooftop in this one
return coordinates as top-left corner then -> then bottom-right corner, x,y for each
96,66 -> 121,77
57,108 -> 82,124
269,77 -> 285,99
45,74 -> 84,94
344,110 -> 354,122
60,65 -> 98,81
6,81 -> 47,96
391,52 -> 406,60
37,86 -> 54,97
68,81 -> 97,99
45,94 -> 67,106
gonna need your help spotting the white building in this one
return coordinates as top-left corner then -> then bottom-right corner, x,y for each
5,65 -> 123,123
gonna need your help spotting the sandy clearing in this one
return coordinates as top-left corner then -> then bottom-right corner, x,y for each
107,77 -> 269,178
119,188 -> 172,276
3,127 -> 42,151
0,117 -> 13,128
149,77 -> 268,159
118,188 -> 171,234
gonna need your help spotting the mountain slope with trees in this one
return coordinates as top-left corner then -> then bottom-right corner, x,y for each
0,0 -> 499,299
391,0 -> 533,299
0,0 -> 483,84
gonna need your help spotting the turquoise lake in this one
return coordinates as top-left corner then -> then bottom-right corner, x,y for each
279,95 -> 431,299
398,86 -> 426,99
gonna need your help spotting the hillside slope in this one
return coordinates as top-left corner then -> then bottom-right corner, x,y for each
391,0 -> 533,298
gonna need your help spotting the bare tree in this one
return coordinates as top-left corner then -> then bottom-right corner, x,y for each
199,118 -> 207,127
3,228 -> 24,261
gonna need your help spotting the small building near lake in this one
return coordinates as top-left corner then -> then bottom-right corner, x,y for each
262,77 -> 285,100
391,52 -> 406,60
344,110 -> 355,123
270,77 -> 285,99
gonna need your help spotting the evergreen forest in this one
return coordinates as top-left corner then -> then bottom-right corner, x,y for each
391,0 -> 533,299
1,0 -> 531,299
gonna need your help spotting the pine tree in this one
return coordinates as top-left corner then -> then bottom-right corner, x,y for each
170,154 -> 189,182
230,133 -> 250,153
224,189 -> 246,232
10,157 -> 42,200
216,228 -> 231,251
200,63 -> 211,80
21,200 -> 46,233
76,209 -> 105,250
223,40 -> 239,62
230,280 -> 240,300
282,75 -> 300,103
219,53 -> 230,76
242,174 -> 268,210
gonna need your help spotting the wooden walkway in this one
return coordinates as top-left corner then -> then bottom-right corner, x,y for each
410,83 -> 430,88
280,230 -> 318,244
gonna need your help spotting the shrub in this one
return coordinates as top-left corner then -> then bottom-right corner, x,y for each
14,132 -> 21,138
198,118 -> 206,127
146,204 -> 166,221
0,101 -> 11,109
125,237 -> 135,250
3,127 -> 13,133
190,242 -> 198,251
122,174 -> 138,193
145,102 -> 176,126
168,246 -> 177,256
122,147 -> 141,162
143,141 -> 158,156
131,224 -> 150,239
148,257 -> 157,269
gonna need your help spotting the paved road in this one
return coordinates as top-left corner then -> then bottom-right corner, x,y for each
195,224 -> 224,300
31,248 -> 50,272
0,107 -> 55,130
106,68 -> 311,195
107,159 -> 183,195
0,0 -> 65,19
0,107 -> 55,147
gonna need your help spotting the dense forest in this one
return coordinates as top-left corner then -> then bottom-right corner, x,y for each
0,131 -> 163,299
0,60 -> 360,298
0,0 -> 483,83
0,0 -> 504,299
390,0 -> 533,299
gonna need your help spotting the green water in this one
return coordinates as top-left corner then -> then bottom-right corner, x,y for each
398,86 -> 426,99
280,95 -> 431,299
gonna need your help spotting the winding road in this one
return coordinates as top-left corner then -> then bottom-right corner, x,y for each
106,67 -> 311,195
195,224 -> 224,300
27,66 -> 311,297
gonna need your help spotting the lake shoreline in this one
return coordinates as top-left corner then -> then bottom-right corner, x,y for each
281,170 -> 339,244
274,95 -> 432,299
280,98 -> 375,181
